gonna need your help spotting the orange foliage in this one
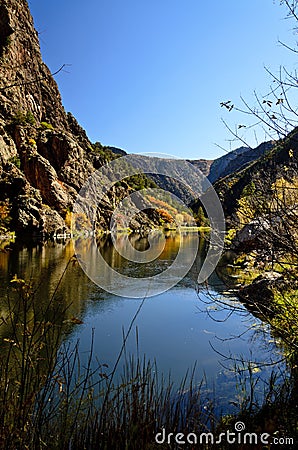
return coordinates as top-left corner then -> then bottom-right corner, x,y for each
0,201 -> 10,220
156,208 -> 175,223
146,195 -> 178,214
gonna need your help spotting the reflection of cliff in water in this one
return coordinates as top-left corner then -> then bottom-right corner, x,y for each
0,240 -> 97,417
94,231 -> 224,292
0,240 -> 94,342
0,232 -> 226,341
0,232 -> 235,416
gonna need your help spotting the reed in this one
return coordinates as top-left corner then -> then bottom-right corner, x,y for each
0,271 -> 297,449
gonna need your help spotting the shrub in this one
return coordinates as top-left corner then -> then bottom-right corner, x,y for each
40,121 -> 54,130
8,155 -> 21,169
156,208 -> 175,224
11,110 -> 35,126
0,200 -> 12,230
28,138 -> 36,147
25,111 -> 36,125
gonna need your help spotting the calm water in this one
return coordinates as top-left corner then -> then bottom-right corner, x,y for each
0,233 -> 282,404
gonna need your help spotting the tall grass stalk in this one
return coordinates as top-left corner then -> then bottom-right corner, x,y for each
0,265 -> 297,449
0,266 -> 214,449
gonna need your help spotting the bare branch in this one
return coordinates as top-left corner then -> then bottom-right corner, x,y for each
0,64 -> 69,93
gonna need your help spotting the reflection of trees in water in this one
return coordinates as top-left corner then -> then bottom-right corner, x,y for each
0,233 -> 228,343
0,239 -> 108,447
96,231 -> 207,279
0,241 -> 92,335
0,233 -> 227,391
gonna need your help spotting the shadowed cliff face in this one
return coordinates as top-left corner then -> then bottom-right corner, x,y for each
0,0 -> 89,236
0,0 -> 160,237
0,0 -> 68,128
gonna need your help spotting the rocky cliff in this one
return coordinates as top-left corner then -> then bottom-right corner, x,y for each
0,0 -> 160,238
207,141 -> 273,183
215,129 -> 298,329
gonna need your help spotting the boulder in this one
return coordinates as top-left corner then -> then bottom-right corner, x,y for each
238,271 -> 283,317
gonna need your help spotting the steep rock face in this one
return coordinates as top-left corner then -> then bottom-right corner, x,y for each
189,159 -> 213,177
0,0 -> 158,237
0,0 -> 68,128
0,0 -> 84,235
207,142 -> 273,183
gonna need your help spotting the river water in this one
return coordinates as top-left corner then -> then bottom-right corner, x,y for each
0,232 -> 283,410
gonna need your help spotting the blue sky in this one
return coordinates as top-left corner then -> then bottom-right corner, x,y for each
29,0 -> 297,159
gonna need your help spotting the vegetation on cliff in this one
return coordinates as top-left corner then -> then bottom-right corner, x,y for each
0,0 -> 174,239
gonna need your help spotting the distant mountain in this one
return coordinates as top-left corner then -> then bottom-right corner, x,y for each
207,142 -> 273,183
188,159 -> 213,177
187,142 -> 274,185
214,131 -> 298,223
136,144 -> 274,205
99,144 -> 275,205
109,143 -> 274,187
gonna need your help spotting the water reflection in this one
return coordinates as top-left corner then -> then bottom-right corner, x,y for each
74,231 -> 201,297
0,240 -> 82,339
0,233 -> 281,397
